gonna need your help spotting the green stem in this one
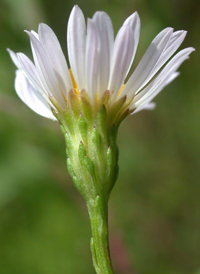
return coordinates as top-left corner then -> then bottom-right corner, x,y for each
87,195 -> 113,274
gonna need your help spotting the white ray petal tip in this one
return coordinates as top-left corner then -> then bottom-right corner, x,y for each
176,30 -> 187,40
68,5 -> 85,31
134,11 -> 140,21
24,30 -> 35,36
169,27 -> 174,33
71,5 -> 82,16
182,30 -> 187,38
24,30 -> 39,42
146,102 -> 156,110
185,47 -> 195,55
190,47 -> 195,52
123,11 -> 141,28
131,11 -> 140,19
182,30 -> 187,35
38,22 -> 47,30
24,30 -> 31,36
7,48 -> 21,69
163,27 -> 174,34
93,10 -> 109,19
7,48 -> 14,57
38,23 -> 53,38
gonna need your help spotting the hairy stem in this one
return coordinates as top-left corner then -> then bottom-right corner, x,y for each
87,195 -> 113,274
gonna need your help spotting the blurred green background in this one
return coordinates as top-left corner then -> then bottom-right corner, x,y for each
0,0 -> 199,273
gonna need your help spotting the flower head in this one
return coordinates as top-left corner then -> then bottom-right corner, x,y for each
8,5 -> 194,124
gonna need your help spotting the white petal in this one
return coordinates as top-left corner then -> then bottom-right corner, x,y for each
165,30 -> 186,51
31,30 -> 39,39
17,52 -> 45,95
15,70 -> 56,120
108,25 -> 135,100
151,47 -> 194,88
122,11 -> 141,76
132,47 -> 194,110
17,53 -> 55,108
133,102 -> 156,114
26,31 -> 65,107
134,47 -> 194,104
148,30 -> 187,81
128,30 -> 186,100
143,102 -> 156,110
92,11 -> 114,96
85,19 -> 100,101
7,49 -> 22,69
134,72 -> 179,109
67,5 -> 86,90
38,23 -> 72,97
120,27 -> 173,98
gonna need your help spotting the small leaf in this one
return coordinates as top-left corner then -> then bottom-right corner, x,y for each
72,175 -> 87,199
109,95 -> 127,125
96,105 -> 107,136
80,89 -> 93,124
78,114 -> 88,144
68,89 -> 81,119
106,146 -> 113,177
109,125 -> 118,147
66,157 -> 74,177
62,109 -> 75,135
91,127 -> 101,152
78,142 -> 95,178
97,90 -> 110,109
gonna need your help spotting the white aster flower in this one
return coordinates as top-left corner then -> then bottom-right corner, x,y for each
8,5 -> 194,122
7,8 -> 195,272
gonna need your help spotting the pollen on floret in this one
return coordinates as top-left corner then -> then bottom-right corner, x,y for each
117,84 -> 125,96
57,81 -> 68,104
69,69 -> 79,95
95,93 -> 99,104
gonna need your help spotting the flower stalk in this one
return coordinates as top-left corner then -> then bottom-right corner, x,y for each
88,196 -> 113,274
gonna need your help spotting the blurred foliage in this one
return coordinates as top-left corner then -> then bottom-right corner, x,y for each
0,0 -> 200,273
